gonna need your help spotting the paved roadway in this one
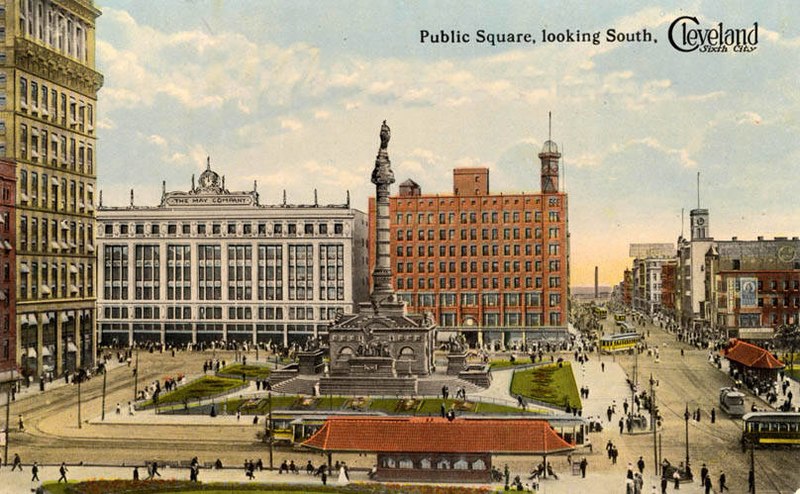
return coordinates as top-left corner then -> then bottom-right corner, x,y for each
608,317 -> 800,494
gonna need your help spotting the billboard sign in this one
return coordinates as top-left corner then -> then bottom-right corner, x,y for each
629,243 -> 674,259
740,277 -> 758,308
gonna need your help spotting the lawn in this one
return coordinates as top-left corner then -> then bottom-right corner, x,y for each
42,480 -> 494,494
509,362 -> 582,410
786,364 -> 800,381
488,357 -> 534,369
142,376 -> 246,408
217,364 -> 272,380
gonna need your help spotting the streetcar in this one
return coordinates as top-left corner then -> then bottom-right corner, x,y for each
599,332 -> 641,353
741,412 -> 800,449
719,387 -> 746,417
592,306 -> 608,320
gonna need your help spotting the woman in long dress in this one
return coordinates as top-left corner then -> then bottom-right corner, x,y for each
338,463 -> 349,485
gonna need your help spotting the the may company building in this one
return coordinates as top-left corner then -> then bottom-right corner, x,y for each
96,161 -> 368,347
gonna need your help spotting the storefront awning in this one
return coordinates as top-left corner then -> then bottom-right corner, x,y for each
69,264 -> 79,274
67,342 -> 78,352
26,347 -> 36,359
2,240 -> 10,250
20,263 -> 30,274
50,241 -> 61,250
41,346 -> 52,357
39,313 -> 50,324
60,312 -> 70,323
40,285 -> 51,295
0,290 -> 6,301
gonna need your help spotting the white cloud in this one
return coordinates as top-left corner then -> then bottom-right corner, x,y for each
148,134 -> 167,147
280,118 -> 304,132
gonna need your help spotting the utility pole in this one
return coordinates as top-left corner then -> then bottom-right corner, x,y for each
750,439 -> 756,494
684,404 -> 691,469
101,363 -> 107,421
267,391 -> 273,470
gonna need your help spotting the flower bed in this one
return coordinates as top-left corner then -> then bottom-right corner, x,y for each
216,364 -> 272,380
509,362 -> 582,409
141,376 -> 246,408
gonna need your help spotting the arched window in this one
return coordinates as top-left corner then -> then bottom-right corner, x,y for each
472,458 -> 486,470
437,458 -> 450,470
454,459 -> 468,470
382,457 -> 396,468
338,346 -> 353,361
398,458 -> 413,469
420,458 -> 432,469
398,346 -> 415,360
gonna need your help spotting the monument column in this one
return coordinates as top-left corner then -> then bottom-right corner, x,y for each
370,121 -> 396,303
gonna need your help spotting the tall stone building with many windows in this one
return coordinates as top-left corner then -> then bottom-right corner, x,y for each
4,1 -> 103,380
96,162 -> 369,347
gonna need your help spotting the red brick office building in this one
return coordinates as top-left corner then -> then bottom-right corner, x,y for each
369,140 -> 570,348
0,159 -> 17,384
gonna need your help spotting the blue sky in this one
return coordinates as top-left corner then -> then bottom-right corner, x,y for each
94,1 -> 800,286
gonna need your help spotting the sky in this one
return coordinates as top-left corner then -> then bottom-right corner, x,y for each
93,1 -> 800,286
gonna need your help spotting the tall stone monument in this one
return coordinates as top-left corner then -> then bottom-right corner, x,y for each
320,121 -> 437,396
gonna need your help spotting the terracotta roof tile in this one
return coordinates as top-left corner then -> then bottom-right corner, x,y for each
723,339 -> 784,370
303,416 -> 575,454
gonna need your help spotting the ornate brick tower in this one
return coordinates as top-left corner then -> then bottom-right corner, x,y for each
539,114 -> 560,194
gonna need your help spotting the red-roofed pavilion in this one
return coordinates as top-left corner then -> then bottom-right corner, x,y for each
722,338 -> 784,381
303,415 -> 575,482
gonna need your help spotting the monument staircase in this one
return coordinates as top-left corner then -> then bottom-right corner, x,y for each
269,376 -> 317,395
416,377 -> 483,396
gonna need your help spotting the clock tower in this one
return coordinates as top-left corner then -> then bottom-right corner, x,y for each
690,208 -> 709,240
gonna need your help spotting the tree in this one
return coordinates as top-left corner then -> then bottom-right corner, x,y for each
775,323 -> 800,373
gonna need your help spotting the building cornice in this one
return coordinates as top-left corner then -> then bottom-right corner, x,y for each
53,0 -> 102,23
15,37 -> 104,97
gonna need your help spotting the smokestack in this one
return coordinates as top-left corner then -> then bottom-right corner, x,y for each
594,266 -> 599,299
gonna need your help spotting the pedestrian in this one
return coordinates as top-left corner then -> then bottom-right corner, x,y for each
748,469 -> 755,493
601,361 -> 605,372
133,466 -> 139,480
321,470 -> 327,485
11,453 -> 22,471
611,447 -> 618,464
637,456 -> 645,474
673,469 -> 680,489
31,462 -> 39,482
719,472 -> 728,492
704,475 -> 712,494
116,402 -> 121,415
619,417 -> 624,434
710,408 -> 716,424
151,461 -> 161,478
700,463 -> 708,485
58,462 -> 68,482
660,476 -> 668,494
580,458 -> 587,478
18,414 -> 24,432
129,401 -> 135,415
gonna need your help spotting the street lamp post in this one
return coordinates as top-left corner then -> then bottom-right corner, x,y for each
684,404 -> 690,469
133,348 -> 139,401
4,386 -> 10,464
267,391 -> 273,470
77,370 -> 82,429
749,439 -> 756,494
101,363 -> 107,421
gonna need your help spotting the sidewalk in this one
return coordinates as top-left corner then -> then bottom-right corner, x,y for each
0,463 -> 709,493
